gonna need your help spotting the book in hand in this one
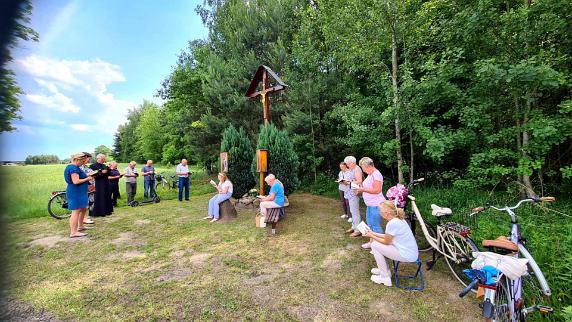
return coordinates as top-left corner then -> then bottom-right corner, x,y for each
336,178 -> 347,183
350,182 -> 360,190
357,221 -> 370,235
209,180 -> 217,186
256,195 -> 264,199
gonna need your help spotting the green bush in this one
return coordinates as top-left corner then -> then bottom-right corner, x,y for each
252,124 -> 300,195
221,125 -> 256,199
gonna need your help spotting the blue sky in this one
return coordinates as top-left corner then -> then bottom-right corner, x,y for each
0,0 -> 208,161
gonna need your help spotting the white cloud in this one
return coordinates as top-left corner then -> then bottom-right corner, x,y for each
70,124 -> 92,132
16,55 -> 136,133
25,78 -> 80,113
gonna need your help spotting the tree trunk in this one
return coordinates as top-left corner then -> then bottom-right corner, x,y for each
391,24 -> 404,184
521,100 -> 536,197
409,131 -> 414,183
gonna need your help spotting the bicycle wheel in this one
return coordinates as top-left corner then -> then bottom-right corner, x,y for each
88,191 -> 95,213
155,180 -> 169,193
406,212 -> 435,252
48,192 -> 71,219
517,245 -> 552,321
442,230 -> 479,289
493,276 -> 513,322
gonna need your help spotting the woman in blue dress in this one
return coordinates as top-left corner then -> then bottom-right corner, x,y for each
64,152 -> 93,238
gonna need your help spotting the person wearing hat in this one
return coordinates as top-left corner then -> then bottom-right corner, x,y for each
64,152 -> 93,238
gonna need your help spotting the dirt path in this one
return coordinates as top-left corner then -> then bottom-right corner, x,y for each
5,193 -> 481,321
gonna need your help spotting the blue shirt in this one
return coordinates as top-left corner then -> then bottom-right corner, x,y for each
270,182 -> 285,206
141,165 -> 155,181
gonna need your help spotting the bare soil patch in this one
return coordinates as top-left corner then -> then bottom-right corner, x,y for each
0,298 -> 61,322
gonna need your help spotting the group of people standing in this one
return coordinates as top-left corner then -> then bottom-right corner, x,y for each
337,156 -> 419,287
64,153 -> 192,237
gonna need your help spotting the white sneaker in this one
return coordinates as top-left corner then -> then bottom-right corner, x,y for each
84,218 -> 94,224
370,274 -> 392,286
340,214 -> 348,219
347,217 -> 352,223
209,218 -> 219,223
371,268 -> 382,275
361,242 -> 372,250
203,216 -> 213,220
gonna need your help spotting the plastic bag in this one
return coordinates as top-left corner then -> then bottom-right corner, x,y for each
471,251 -> 529,280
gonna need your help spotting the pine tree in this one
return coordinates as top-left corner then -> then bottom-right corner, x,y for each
221,125 -> 255,198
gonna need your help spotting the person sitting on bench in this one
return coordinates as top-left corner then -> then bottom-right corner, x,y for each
259,174 -> 285,234
363,200 -> 419,286
203,172 -> 233,223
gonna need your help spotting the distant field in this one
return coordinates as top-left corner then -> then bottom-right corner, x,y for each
0,164 -> 213,222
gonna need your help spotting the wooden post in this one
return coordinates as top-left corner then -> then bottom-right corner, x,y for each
257,149 -> 268,195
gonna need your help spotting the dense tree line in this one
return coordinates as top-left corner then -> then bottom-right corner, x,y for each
113,0 -> 572,196
24,154 -> 60,165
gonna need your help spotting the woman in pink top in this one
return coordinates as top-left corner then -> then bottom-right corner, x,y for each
355,157 -> 385,249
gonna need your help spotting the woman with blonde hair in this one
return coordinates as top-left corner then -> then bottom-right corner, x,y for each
363,200 -> 419,286
64,152 -> 93,238
203,172 -> 233,222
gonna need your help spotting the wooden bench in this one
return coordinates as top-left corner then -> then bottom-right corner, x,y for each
219,199 -> 237,221
265,207 -> 285,235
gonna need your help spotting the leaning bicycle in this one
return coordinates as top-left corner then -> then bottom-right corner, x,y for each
48,190 -> 94,219
461,197 -> 555,321
408,195 -> 479,289
155,173 -> 177,193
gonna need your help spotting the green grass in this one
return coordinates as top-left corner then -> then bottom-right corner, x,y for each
3,193 -> 484,321
2,165 -> 571,320
0,164 -> 212,222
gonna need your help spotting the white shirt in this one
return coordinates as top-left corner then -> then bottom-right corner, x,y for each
219,180 -> 233,194
386,218 -> 418,262
176,164 -> 189,177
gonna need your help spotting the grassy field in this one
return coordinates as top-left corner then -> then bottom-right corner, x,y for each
0,164 -> 212,222
2,192 -> 485,321
1,165 -> 570,321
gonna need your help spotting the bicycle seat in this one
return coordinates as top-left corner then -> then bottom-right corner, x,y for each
431,204 -> 452,217
482,236 -> 518,252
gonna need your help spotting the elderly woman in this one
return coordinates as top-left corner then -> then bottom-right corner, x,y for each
89,154 -> 113,216
363,201 -> 419,286
64,152 -> 93,238
337,162 -> 351,220
355,157 -> 385,249
203,172 -> 233,223
259,174 -> 285,235
343,156 -> 364,237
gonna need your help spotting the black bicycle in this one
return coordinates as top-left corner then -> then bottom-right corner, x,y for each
155,173 -> 178,193
48,190 -> 94,219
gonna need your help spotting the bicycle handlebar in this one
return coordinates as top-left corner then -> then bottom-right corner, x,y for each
459,279 -> 480,298
473,196 -> 555,214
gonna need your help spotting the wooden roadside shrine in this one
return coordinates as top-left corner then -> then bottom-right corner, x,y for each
245,65 -> 287,194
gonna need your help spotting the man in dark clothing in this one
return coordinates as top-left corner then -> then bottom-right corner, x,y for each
89,154 -> 113,216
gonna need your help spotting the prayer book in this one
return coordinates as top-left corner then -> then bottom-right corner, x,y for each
357,221 -> 370,235
209,180 -> 217,186
350,182 -> 360,189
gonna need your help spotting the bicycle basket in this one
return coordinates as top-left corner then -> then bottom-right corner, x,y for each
386,184 -> 409,209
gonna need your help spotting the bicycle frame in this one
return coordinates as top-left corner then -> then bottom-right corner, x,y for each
409,195 -> 473,264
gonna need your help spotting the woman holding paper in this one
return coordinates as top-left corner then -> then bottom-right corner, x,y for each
363,200 -> 418,286
203,173 -> 233,222
337,162 -> 351,220
354,157 -> 385,250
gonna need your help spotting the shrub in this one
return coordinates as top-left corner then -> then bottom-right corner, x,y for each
221,125 -> 255,198
252,123 -> 300,195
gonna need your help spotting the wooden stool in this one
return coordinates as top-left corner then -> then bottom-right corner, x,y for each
392,259 -> 425,291
219,199 -> 237,220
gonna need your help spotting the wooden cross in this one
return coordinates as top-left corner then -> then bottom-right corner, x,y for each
245,65 -> 287,124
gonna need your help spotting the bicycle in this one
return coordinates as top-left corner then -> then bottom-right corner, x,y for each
408,194 -> 479,289
48,190 -> 94,219
387,178 -> 434,252
155,173 -> 177,193
460,197 -> 555,321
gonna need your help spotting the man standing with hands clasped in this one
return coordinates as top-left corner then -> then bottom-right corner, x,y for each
176,158 -> 190,201
124,161 -> 138,205
142,160 -> 156,199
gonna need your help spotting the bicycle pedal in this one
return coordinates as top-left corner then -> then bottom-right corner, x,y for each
537,305 -> 554,314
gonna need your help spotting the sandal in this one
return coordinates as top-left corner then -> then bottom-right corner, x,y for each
350,232 -> 362,237
70,232 -> 88,238
345,228 -> 354,233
